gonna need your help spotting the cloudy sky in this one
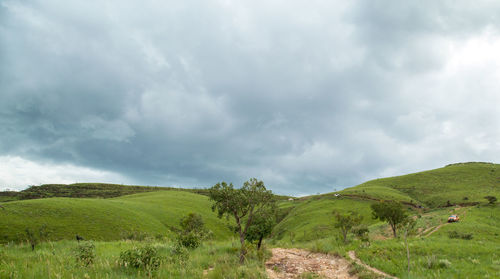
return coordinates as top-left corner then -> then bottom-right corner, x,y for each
1,0 -> 499,195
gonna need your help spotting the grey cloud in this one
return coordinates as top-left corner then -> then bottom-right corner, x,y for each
1,0 -> 499,194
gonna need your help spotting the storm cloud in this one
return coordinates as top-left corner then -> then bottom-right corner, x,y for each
1,0 -> 499,195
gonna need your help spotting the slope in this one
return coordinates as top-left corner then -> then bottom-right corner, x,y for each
0,191 -> 232,243
341,162 -> 499,207
272,162 -> 499,242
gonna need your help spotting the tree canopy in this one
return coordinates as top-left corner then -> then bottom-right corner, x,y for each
209,178 -> 275,263
333,210 -> 363,243
371,201 -> 407,238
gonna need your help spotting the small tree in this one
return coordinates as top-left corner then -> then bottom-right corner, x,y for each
371,201 -> 407,238
177,213 -> 209,249
333,210 -> 363,243
180,213 -> 205,233
399,217 -> 417,274
484,196 -> 497,205
352,225 -> 370,243
209,178 -> 275,263
245,206 -> 276,250
25,228 -> 37,251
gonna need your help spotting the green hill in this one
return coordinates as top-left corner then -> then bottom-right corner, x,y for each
0,183 -> 209,201
340,162 -> 499,207
272,162 -> 499,241
0,191 -> 232,243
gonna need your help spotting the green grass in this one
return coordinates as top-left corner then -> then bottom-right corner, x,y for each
346,162 -> 499,207
0,239 -> 268,279
287,204 -> 500,279
1,183 -> 210,200
272,197 -> 380,242
0,191 -> 233,243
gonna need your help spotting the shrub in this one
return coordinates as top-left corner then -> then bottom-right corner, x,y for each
426,255 -> 451,269
119,245 -> 161,270
439,259 -> 452,268
0,249 -> 5,264
448,230 -> 473,240
122,231 -> 149,241
180,213 -> 205,233
171,243 -> 189,263
177,232 -> 203,249
484,196 -> 497,205
352,225 -> 369,242
75,242 -> 95,266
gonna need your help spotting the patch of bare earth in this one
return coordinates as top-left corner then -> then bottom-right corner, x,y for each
265,248 -> 355,279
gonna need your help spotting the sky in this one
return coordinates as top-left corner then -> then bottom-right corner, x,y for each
1,0 -> 499,195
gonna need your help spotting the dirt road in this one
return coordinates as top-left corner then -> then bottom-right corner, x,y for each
265,248 -> 355,279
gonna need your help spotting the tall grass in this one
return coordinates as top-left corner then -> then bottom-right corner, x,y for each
0,239 -> 268,278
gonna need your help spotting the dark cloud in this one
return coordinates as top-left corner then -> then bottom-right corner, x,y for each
1,0 -> 499,194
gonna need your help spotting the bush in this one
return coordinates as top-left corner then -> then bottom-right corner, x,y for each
448,230 -> 473,240
171,243 -> 189,263
484,196 -> 497,205
0,249 -> 5,264
426,255 -> 451,269
122,231 -> 149,241
75,242 -> 95,266
352,225 -> 369,241
426,256 -> 451,269
119,245 -> 161,270
177,231 -> 202,249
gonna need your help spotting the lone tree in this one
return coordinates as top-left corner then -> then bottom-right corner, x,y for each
245,206 -> 276,250
177,213 -> 210,249
333,210 -> 363,243
209,178 -> 275,263
371,201 -> 407,238
484,196 -> 497,205
25,228 -> 37,251
180,213 -> 205,234
399,216 -> 417,274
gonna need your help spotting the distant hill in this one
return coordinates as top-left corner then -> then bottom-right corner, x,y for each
340,162 -> 499,207
0,191 -> 232,243
0,183 -> 209,202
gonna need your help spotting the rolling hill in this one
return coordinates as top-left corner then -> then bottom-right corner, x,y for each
272,162 -> 499,241
0,191 -> 232,243
340,162 -> 499,207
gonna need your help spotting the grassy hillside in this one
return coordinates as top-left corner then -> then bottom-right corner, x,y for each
354,204 -> 500,278
272,197 -> 380,242
272,162 -> 499,244
341,162 -> 499,207
0,191 -> 232,243
0,183 -> 209,201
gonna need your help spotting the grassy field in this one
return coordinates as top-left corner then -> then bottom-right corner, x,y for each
0,191 -> 233,243
0,239 -> 268,279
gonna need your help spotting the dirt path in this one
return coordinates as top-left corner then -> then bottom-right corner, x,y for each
265,248 -> 354,279
347,251 -> 397,279
424,207 -> 469,237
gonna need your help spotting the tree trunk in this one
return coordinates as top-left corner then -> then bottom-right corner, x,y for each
391,224 -> 397,238
239,233 -> 246,264
405,229 -> 410,274
257,235 -> 263,250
